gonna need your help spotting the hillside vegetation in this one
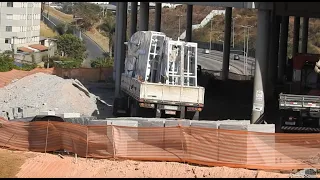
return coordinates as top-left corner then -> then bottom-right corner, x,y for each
144,5 -> 320,56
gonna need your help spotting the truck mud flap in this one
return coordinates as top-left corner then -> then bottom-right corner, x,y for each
281,126 -> 320,132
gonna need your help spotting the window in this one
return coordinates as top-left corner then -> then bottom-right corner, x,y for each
6,26 -> 12,32
7,2 -> 13,7
5,38 -> 11,44
6,14 -> 13,20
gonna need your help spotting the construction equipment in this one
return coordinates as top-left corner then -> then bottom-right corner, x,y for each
113,31 -> 205,120
279,53 -> 320,132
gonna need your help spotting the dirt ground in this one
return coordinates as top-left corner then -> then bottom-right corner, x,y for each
0,149 -> 289,178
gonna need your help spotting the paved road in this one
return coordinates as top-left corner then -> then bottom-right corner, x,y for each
197,48 -> 255,76
46,14 -> 105,67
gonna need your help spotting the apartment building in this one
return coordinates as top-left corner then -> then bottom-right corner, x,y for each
0,2 -> 41,52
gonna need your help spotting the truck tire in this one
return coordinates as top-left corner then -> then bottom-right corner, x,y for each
112,98 -> 120,117
129,100 -> 141,117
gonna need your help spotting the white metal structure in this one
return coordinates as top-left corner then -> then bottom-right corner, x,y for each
118,31 -> 205,119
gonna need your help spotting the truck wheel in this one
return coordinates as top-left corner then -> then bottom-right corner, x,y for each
130,100 -> 140,117
112,98 -> 120,117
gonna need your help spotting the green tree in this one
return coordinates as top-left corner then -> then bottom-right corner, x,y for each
0,52 -> 15,72
55,23 -> 73,35
56,34 -> 87,60
91,57 -> 113,68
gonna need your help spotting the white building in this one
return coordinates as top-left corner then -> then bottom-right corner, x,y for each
0,2 -> 42,53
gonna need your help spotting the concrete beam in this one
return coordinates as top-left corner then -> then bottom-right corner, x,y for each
292,17 -> 300,57
301,17 -> 309,53
251,9 -> 271,124
221,7 -> 232,81
185,5 -> 193,42
155,3 -> 161,32
130,2 -> 138,37
114,2 -> 127,97
139,2 -> 149,31
277,16 -> 289,83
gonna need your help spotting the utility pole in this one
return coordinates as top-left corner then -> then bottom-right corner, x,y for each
209,19 -> 213,51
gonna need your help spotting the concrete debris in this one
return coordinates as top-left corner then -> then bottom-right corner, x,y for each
0,73 -> 99,120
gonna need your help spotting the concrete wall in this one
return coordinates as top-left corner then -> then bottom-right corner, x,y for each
54,67 -> 113,83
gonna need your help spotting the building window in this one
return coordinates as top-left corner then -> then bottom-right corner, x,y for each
6,26 -> 12,32
5,38 -> 11,44
7,2 -> 13,7
6,14 -> 13,20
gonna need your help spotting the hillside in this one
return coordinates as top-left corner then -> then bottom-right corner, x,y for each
130,5 -> 320,56
127,5 -> 224,39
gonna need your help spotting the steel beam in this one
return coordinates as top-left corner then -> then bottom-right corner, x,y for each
114,2 -> 127,98
301,17 -> 309,53
221,7 -> 232,81
277,16 -> 289,83
292,17 -> 300,57
186,5 -> 193,42
130,2 -> 138,37
139,2 -> 149,31
155,3 -> 161,31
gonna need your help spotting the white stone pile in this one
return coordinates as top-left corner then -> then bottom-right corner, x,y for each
0,73 -> 99,120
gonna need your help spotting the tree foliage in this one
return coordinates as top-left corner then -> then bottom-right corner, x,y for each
91,57 -> 114,68
72,2 -> 102,30
56,34 -> 87,60
55,23 -> 73,35
0,52 -> 15,72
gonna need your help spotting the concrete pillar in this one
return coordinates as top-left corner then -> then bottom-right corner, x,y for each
301,17 -> 309,53
277,16 -> 289,83
155,3 -> 161,32
292,17 -> 300,57
251,9 -> 271,124
186,5 -> 193,42
267,13 -> 281,99
114,2 -> 127,98
139,2 -> 149,31
130,2 -> 138,37
221,7 -> 232,81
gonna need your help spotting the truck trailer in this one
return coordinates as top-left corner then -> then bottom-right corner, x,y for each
113,31 -> 205,120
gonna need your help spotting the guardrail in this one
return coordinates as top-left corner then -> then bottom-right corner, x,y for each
201,68 -> 253,81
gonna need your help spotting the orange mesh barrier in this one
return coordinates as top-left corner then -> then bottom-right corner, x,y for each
1,120 -> 320,170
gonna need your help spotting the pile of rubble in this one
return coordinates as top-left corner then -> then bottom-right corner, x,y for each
0,73 -> 99,120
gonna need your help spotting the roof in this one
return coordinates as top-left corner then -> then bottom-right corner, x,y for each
18,47 -> 34,53
29,44 -> 48,51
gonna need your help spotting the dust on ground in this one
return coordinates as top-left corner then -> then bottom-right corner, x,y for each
11,149 -> 289,178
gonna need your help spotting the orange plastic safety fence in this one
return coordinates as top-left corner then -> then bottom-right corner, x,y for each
1,120 -> 320,170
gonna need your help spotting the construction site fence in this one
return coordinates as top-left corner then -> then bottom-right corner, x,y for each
1,120 -> 320,170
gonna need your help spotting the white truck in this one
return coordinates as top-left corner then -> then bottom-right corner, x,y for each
112,31 -> 205,120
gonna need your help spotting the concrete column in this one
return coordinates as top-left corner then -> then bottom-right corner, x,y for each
267,13 -> 280,99
114,2 -> 127,98
251,9 -> 271,124
221,7 -> 232,81
301,17 -> 309,53
155,3 -> 161,32
130,2 -> 138,37
139,2 -> 149,31
186,5 -> 193,42
292,17 -> 300,57
277,16 -> 289,83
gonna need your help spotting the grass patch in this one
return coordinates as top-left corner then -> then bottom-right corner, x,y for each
40,21 -> 58,38
85,26 -> 109,52
0,149 -> 32,178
